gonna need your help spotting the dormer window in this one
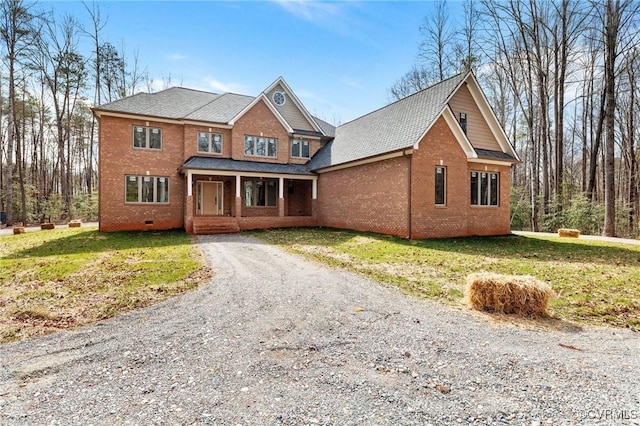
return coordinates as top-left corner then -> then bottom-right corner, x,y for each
459,112 -> 467,135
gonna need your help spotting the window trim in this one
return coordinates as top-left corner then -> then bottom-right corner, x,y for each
244,135 -> 278,158
435,166 -> 446,206
197,131 -> 223,154
470,171 -> 499,207
291,138 -> 310,159
125,175 -> 170,204
132,125 -> 162,150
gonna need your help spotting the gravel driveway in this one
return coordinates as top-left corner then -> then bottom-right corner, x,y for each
1,234 -> 638,425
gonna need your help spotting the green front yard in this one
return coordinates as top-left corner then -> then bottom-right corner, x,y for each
0,227 -> 210,342
251,228 -> 640,330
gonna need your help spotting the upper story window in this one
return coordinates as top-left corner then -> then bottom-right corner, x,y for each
435,166 -> 446,206
459,112 -> 468,135
133,126 -> 162,149
470,171 -> 499,206
125,175 -> 169,203
291,139 -> 310,158
244,135 -> 277,158
198,131 -> 222,154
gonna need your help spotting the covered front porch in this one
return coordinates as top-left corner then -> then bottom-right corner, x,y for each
181,157 -> 318,234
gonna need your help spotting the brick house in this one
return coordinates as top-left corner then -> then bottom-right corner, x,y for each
93,72 -> 519,238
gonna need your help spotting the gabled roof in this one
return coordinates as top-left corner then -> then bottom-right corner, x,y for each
93,87 -> 255,123
308,73 -> 468,170
93,79 -> 322,133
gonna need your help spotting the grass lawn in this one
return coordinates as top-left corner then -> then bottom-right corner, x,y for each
0,226 -> 210,342
251,228 -> 640,330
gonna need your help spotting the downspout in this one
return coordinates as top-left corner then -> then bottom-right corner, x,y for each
404,149 -> 412,239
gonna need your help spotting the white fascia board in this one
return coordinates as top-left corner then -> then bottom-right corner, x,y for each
92,110 -> 183,124
92,110 -> 233,129
467,158 -> 518,166
465,73 -> 521,161
181,167 -> 316,181
228,94 -> 294,133
440,107 -> 478,159
315,149 -> 413,173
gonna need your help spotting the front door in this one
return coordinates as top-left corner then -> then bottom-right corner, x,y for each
197,181 -> 223,215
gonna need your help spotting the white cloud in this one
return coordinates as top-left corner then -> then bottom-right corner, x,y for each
272,0 -> 363,36
166,53 -> 187,61
203,76 -> 248,94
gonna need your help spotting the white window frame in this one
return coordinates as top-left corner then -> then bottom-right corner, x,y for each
133,126 -> 162,149
197,131 -> 223,154
125,175 -> 169,204
291,138 -> 310,159
244,135 -> 277,158
470,171 -> 499,206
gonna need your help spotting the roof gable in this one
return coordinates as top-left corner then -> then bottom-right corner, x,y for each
309,73 -> 467,170
309,72 -> 519,171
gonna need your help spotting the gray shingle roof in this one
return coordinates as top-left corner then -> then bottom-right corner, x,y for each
475,148 -> 518,162
312,116 -> 336,138
308,73 -> 467,170
181,156 -> 315,176
94,88 -> 254,124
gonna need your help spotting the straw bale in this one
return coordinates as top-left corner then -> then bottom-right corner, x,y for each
69,221 -> 82,228
13,227 -> 25,235
465,272 -> 553,317
40,223 -> 55,230
558,228 -> 580,238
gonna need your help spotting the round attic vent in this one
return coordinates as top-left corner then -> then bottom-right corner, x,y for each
272,91 -> 286,106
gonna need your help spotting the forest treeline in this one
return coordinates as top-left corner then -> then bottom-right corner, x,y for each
0,0 -> 169,226
390,0 -> 640,237
1,0 -> 639,237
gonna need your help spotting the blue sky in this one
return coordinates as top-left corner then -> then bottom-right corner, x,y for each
45,1 -> 458,124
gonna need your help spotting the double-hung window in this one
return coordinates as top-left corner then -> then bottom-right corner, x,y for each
435,166 -> 446,205
125,175 -> 169,203
470,171 -> 499,206
133,126 -> 162,149
244,135 -> 277,158
291,139 -> 310,158
244,179 -> 277,207
198,131 -> 222,154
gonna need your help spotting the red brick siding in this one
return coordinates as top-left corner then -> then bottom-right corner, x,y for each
286,180 -> 312,216
316,156 -> 410,237
98,116 -> 184,232
410,116 -> 511,238
231,100 -> 290,163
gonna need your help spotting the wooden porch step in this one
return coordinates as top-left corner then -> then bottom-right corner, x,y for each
192,218 -> 240,235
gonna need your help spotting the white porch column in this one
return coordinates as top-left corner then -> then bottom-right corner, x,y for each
312,177 -> 318,199
235,174 -> 241,197
187,171 -> 193,196
279,177 -> 284,199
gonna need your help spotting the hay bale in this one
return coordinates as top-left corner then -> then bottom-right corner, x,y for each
68,221 -> 82,228
558,228 -> 580,238
40,223 -> 55,230
465,272 -> 553,317
13,226 -> 25,235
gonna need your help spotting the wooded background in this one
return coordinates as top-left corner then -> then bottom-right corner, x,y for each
1,0 -> 639,237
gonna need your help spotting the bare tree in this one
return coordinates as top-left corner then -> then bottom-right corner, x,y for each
418,0 -> 455,81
